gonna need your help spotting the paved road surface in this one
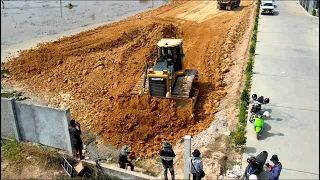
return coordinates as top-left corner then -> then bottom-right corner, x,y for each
242,0 -> 319,179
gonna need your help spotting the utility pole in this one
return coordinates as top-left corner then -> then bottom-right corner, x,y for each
60,0 -> 62,17
184,135 -> 191,180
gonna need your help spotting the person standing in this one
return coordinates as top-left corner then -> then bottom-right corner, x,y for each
118,145 -> 135,171
267,155 -> 282,180
68,120 -> 83,160
189,149 -> 204,180
160,141 -> 176,180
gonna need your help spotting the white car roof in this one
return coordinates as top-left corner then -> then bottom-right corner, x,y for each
262,1 -> 273,3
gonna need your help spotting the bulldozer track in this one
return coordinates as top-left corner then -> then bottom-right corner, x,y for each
172,69 -> 198,98
131,74 -> 149,95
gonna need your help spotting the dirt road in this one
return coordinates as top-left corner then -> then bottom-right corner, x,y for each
3,0 -> 255,167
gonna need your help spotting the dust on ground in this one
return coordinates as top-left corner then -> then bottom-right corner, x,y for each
2,0 -> 256,179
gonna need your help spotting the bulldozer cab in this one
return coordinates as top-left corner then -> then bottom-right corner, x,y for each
156,39 -> 184,72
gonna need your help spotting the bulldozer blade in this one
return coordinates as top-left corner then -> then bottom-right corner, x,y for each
118,88 -> 199,111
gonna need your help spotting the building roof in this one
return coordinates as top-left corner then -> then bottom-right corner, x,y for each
157,39 -> 183,47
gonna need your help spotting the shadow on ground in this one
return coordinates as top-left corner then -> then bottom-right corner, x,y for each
260,123 -> 284,140
261,11 -> 279,16
245,146 -> 257,154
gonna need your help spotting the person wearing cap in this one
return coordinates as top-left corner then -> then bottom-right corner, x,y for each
268,155 -> 282,180
69,119 -> 83,160
118,145 -> 134,171
189,149 -> 203,180
160,141 -> 176,180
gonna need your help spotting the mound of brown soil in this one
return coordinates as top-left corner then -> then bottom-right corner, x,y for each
3,0 -> 254,156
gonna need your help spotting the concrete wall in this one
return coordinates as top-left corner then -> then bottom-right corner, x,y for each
299,0 -> 319,14
83,160 -> 160,180
1,98 -> 73,155
1,98 -> 19,140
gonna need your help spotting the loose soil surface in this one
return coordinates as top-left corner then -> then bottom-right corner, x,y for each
2,0 -> 255,177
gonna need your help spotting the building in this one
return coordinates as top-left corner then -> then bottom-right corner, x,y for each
299,0 -> 319,15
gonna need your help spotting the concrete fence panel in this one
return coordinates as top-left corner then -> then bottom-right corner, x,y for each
1,98 -> 73,155
1,98 -> 19,140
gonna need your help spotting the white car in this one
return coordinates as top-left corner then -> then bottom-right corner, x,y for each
261,1 -> 275,15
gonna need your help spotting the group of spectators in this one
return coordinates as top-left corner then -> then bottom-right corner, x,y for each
69,120 -> 281,180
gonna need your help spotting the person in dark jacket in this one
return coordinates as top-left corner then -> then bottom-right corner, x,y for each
268,155 -> 282,180
68,120 -> 83,160
160,141 -> 176,180
118,145 -> 134,171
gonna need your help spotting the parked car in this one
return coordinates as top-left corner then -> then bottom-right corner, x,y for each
261,1 -> 274,15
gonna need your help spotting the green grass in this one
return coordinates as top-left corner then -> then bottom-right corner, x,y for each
1,91 -> 30,101
229,0 -> 261,148
312,9 -> 316,16
1,139 -> 60,174
1,69 -> 10,78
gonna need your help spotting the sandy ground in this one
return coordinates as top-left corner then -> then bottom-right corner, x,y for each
2,0 -> 256,178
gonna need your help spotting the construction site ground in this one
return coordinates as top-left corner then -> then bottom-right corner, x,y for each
2,0 -> 256,179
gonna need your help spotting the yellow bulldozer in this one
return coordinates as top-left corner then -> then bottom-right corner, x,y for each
121,39 -> 199,110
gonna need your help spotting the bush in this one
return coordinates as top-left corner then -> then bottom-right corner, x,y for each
251,31 -> 257,42
254,23 -> 258,31
233,129 -> 247,146
1,69 -> 10,78
246,59 -> 253,73
249,43 -> 256,55
312,9 -> 316,16
245,72 -> 251,88
236,124 -> 246,132
317,9 -> 319,16
239,102 -> 247,123
240,88 -> 250,103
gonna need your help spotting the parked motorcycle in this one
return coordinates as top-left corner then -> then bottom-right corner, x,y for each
254,111 -> 270,140
249,94 -> 270,123
244,151 -> 268,180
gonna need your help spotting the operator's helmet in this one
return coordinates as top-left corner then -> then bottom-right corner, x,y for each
263,111 -> 270,118
249,174 -> 258,180
264,97 -> 270,104
120,145 -> 129,155
246,156 -> 256,163
252,94 -> 258,101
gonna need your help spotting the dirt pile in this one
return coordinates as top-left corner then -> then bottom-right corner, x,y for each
99,95 -> 195,157
2,0 -> 255,160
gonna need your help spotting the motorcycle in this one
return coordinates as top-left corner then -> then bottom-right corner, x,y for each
254,111 -> 270,140
249,94 -> 270,123
244,151 -> 268,180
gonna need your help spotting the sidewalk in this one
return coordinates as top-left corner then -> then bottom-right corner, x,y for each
242,0 -> 319,179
